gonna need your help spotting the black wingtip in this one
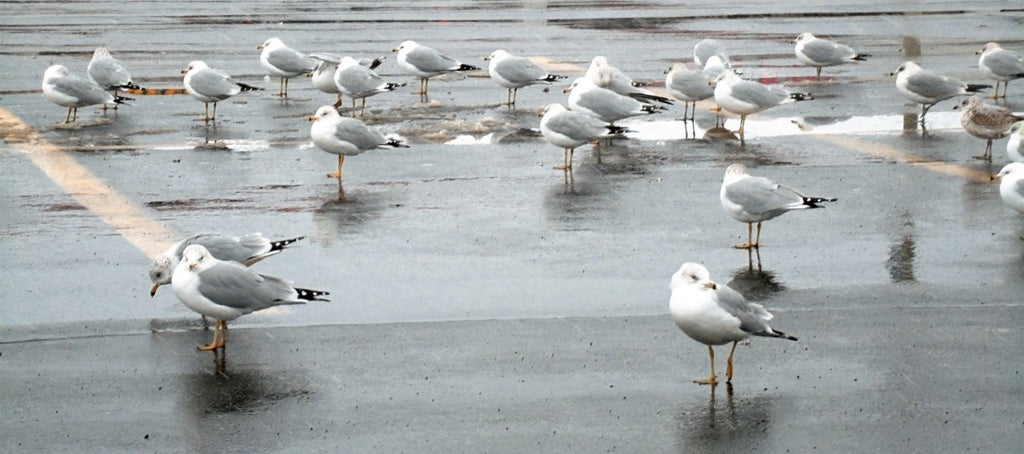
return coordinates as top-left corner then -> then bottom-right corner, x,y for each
853,54 -> 871,61
121,82 -> 142,90
113,94 -> 134,104
386,138 -> 409,148
804,196 -> 837,208
630,80 -> 651,88
296,288 -> 330,302
965,83 -> 992,93
543,74 -> 567,83
790,92 -> 814,101
457,64 -> 480,72
606,125 -> 632,135
368,57 -> 385,70
237,82 -> 263,92
269,236 -> 305,251
384,82 -> 407,91
628,93 -> 675,105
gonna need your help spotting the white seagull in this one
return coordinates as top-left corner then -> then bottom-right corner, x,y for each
87,47 -> 140,101
392,40 -> 479,99
890,61 -> 990,123
793,32 -> 869,79
975,42 -> 1024,99
182,60 -> 262,122
149,233 -> 305,297
42,64 -> 130,123
693,39 -> 729,70
171,244 -> 328,352
585,56 -> 673,105
258,37 -> 316,97
564,77 -> 665,124
308,105 -> 407,197
1006,121 -> 1024,163
665,62 -> 716,121
993,162 -> 1024,216
720,164 -> 836,249
539,103 -> 629,183
485,49 -> 565,107
333,56 -> 405,117
712,70 -> 812,144
669,262 -> 797,385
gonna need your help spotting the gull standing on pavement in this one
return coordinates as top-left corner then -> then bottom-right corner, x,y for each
954,97 -> 1023,161
539,103 -> 629,184
334,56 -> 406,117
585,56 -> 673,105
712,70 -> 812,145
670,262 -> 797,385
890,61 -> 990,125
182,60 -> 262,123
87,47 -> 140,107
258,37 -> 316,97
975,42 -> 1024,99
665,62 -> 716,121
392,40 -> 479,100
171,245 -> 328,352
42,64 -> 130,123
793,32 -> 870,80
485,49 -> 565,107
720,164 -> 836,249
308,105 -> 407,198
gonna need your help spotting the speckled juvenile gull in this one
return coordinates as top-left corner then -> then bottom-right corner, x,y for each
171,244 -> 328,351
485,49 -> 565,107
308,105 -> 407,196
149,233 -> 304,297
182,60 -> 262,122
564,77 -> 664,124
1006,121 -> 1024,163
539,103 -> 629,183
954,97 -> 1023,161
333,56 -> 405,116
976,42 -> 1024,99
87,47 -> 140,95
42,64 -> 130,123
793,32 -> 869,79
712,70 -> 812,144
890,61 -> 990,123
585,56 -> 673,105
669,262 -> 796,385
258,37 -> 316,97
392,40 -> 479,99
720,164 -> 836,249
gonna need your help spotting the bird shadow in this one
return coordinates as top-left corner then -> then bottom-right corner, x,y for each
727,255 -> 787,301
674,384 -> 775,452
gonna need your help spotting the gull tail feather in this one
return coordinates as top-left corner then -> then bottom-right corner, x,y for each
237,82 -> 263,92
269,236 -> 305,252
965,83 -> 992,93
803,196 -> 837,208
295,288 -> 330,302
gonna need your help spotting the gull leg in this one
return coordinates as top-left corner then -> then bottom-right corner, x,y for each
975,140 -> 994,161
198,320 -> 226,351
328,155 -> 344,179
738,115 -> 747,145
753,222 -> 762,248
725,341 -> 739,383
333,94 -> 343,108
815,67 -> 822,80
694,345 -> 718,385
360,98 -> 367,117
735,222 -> 755,249
64,107 -> 73,123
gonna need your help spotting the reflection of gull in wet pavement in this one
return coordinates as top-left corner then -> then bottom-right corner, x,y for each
392,40 -> 479,99
585,56 -> 673,105
564,77 -> 665,124
954,97 -> 1023,161
1006,122 -> 1024,163
539,103 -> 629,182
994,163 -> 1024,223
890,61 -> 990,123
87,47 -> 140,100
712,70 -> 812,144
149,233 -> 305,297
669,262 -> 797,385
308,105 -> 407,196
42,64 -> 130,123
665,62 -> 715,121
182,60 -> 262,123
720,164 -> 836,249
975,42 -> 1024,99
171,244 -> 328,351
485,49 -> 565,107
258,37 -> 316,97
793,32 -> 869,79
334,56 -> 406,117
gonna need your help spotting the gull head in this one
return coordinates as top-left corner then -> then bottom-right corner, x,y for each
671,262 -> 717,291
485,49 -> 509,62
977,42 -> 1002,56
890,61 -> 920,77
258,37 -> 283,50
793,32 -> 815,44
148,253 -> 174,296
182,244 -> 210,272
182,60 -> 208,75
309,105 -> 339,122
994,162 -> 1024,181
393,40 -> 417,54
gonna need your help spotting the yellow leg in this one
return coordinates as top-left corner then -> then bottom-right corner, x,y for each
725,341 -> 739,383
328,155 -> 345,179
738,115 -> 747,145
735,222 -> 756,249
694,345 -> 718,385
198,320 -> 227,351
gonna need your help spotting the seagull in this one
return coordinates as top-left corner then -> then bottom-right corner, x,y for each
311,54 -> 386,107
993,163 -> 1024,216
585,56 -> 673,105
975,42 -> 1024,99
712,70 -> 812,145
890,61 -> 990,124
669,262 -> 797,385
308,105 -> 407,197
539,103 -> 629,183
258,37 -> 316,97
182,60 -> 262,123
720,164 -> 836,249
693,39 -> 729,70
333,56 -> 406,117
1006,121 -> 1024,163
392,40 -> 479,100
149,233 -> 305,297
953,97 -> 1023,161
42,64 -> 131,123
171,244 -> 328,352
665,62 -> 716,121
485,49 -> 565,107
564,77 -> 665,124
793,32 -> 870,79
87,47 -> 141,107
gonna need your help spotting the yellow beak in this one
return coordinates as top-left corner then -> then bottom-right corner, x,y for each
703,281 -> 718,290
150,283 -> 160,297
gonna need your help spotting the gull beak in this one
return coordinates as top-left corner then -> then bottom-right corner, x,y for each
483,55 -> 491,61
188,262 -> 197,271
308,114 -> 319,121
974,49 -> 983,55
703,281 -> 718,290
150,283 -> 160,297
391,47 -> 400,53
180,68 -> 189,74
257,43 -> 265,50
991,173 -> 1001,182
562,86 -> 572,94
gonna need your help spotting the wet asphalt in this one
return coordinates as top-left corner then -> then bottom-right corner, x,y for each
1,1 -> 1023,452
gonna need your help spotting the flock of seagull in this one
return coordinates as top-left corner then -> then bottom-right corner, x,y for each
36,34 -> 1024,383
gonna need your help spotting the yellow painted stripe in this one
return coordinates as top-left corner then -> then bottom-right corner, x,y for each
815,134 -> 992,183
0,107 -> 177,257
